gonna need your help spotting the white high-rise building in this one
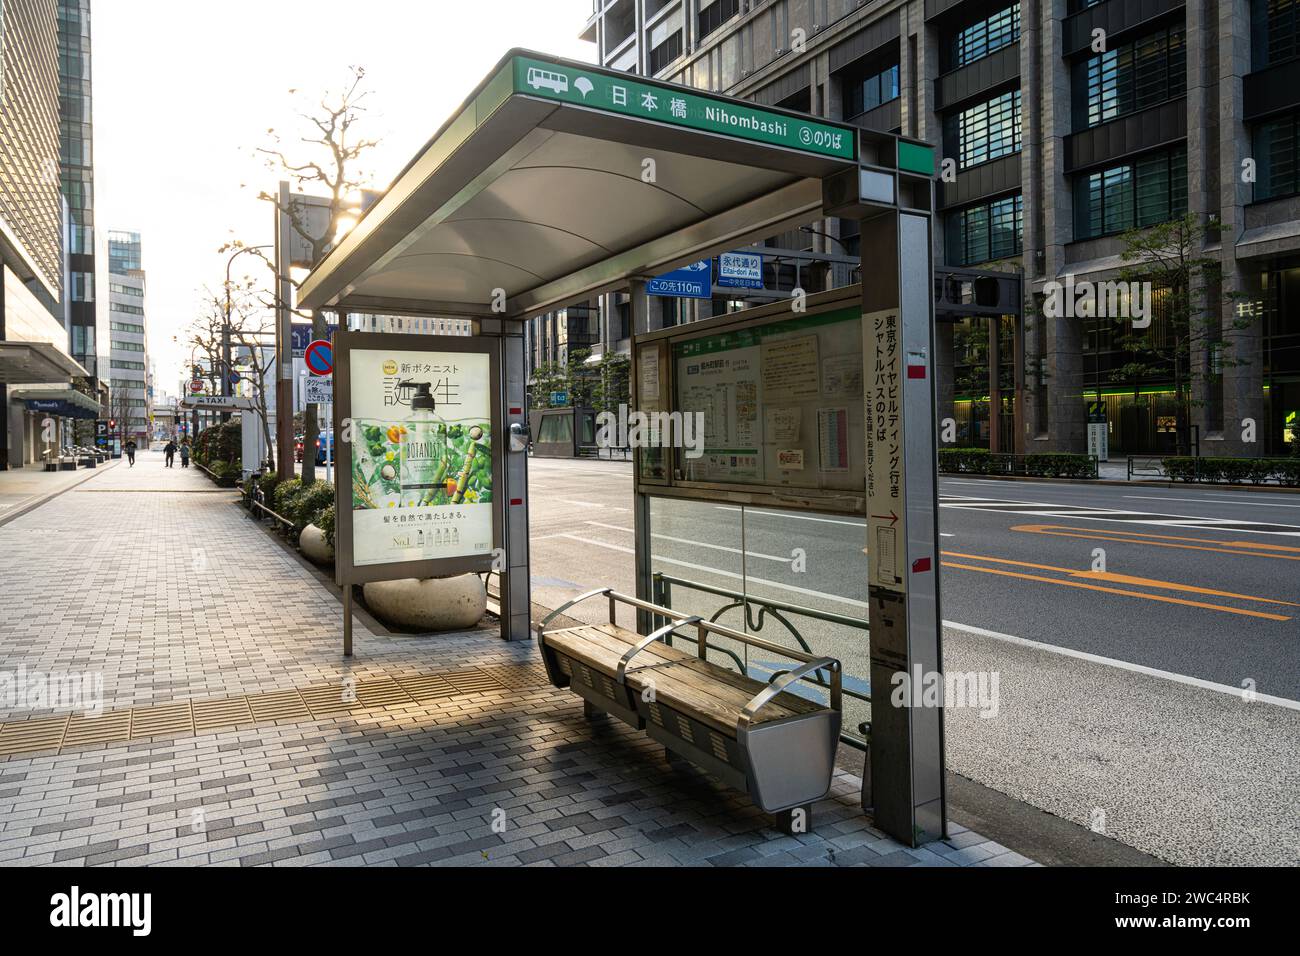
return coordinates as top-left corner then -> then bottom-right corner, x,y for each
106,230 -> 151,447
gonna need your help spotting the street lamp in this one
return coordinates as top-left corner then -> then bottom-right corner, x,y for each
222,244 -> 274,422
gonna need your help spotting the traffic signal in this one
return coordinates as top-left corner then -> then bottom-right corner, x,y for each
108,418 -> 117,430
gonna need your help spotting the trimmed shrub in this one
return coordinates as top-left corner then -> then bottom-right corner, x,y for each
939,449 -> 1096,479
1022,453 -> 1097,479
1161,456 -> 1300,486
193,420 -> 241,468
291,481 -> 335,530
317,504 -> 336,549
939,449 -> 997,475
272,478 -> 303,517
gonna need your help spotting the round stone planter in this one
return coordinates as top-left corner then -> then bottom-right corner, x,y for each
298,524 -> 334,565
363,575 -> 487,632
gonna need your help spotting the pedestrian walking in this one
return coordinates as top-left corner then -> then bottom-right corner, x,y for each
164,439 -> 177,468
124,439 -> 137,467
179,442 -> 190,468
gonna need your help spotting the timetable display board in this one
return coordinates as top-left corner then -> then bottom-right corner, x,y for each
670,305 -> 866,496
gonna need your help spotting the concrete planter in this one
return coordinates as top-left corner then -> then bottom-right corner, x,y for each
299,524 -> 334,564
363,575 -> 487,632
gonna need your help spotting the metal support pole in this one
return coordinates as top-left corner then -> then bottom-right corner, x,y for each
343,586 -> 353,657
629,277 -> 653,636
495,323 -> 531,641
275,182 -> 295,481
860,206 -> 946,848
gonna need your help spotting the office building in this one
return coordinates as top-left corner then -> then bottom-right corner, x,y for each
106,229 -> 151,447
563,0 -> 1300,457
1,0 -> 95,468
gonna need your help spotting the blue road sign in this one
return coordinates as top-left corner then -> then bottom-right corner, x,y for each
550,391 -> 568,406
647,260 -> 712,299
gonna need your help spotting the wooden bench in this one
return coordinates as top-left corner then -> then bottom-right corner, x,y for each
537,589 -> 842,831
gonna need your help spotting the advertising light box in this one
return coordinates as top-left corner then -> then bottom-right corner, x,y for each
333,333 -> 502,586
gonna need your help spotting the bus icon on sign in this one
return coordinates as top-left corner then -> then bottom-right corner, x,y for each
526,67 -> 568,94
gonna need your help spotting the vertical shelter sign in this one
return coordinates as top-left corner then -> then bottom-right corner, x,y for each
866,309 -> 906,591
347,349 -> 494,567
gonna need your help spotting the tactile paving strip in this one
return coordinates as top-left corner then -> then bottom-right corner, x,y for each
0,662 -> 546,758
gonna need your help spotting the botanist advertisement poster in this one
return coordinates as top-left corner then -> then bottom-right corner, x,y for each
348,349 -> 493,567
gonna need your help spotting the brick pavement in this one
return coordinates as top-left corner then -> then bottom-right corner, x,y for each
0,451 -> 1034,866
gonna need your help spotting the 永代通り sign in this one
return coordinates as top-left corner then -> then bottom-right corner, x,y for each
346,349 -> 494,568
718,252 -> 763,289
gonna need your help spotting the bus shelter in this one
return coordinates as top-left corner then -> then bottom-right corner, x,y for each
298,49 -> 944,846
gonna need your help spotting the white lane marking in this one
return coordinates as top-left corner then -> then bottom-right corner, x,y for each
1124,495 -> 1300,509
555,534 -> 867,609
945,620 -> 1300,712
940,496 -> 1300,536
940,533 -> 955,537
715,505 -> 864,527
559,499 -> 628,511
583,520 -> 793,564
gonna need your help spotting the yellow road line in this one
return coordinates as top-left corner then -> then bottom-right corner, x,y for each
1010,524 -> 1300,561
942,550 -> 1300,608
941,561 -> 1291,621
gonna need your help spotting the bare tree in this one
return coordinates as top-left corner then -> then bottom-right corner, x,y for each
199,282 -> 278,471
1115,213 -> 1249,455
252,66 -> 380,484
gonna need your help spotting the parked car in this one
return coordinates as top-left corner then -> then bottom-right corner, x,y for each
314,431 -> 334,466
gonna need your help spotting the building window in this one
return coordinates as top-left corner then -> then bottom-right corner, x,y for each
1253,109 -> 1300,201
112,360 -> 146,371
112,341 -> 146,353
1076,26 -> 1186,128
953,4 -> 1021,69
649,30 -> 682,74
843,60 -> 900,118
1252,0 -> 1300,69
948,194 -> 1024,266
71,272 -> 94,302
1073,147 -> 1188,240
110,321 -> 145,334
111,302 -> 145,315
698,0 -> 740,42
109,282 -> 143,297
948,89 -> 1022,169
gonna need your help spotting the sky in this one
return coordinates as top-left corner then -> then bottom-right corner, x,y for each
92,0 -> 596,398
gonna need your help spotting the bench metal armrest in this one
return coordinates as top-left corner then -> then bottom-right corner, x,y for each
738,658 -> 841,731
536,588 -> 612,638
616,616 -> 701,683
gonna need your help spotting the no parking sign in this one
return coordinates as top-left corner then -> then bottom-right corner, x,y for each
305,339 -> 334,376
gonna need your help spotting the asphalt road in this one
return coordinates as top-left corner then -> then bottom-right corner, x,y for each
530,458 -> 1300,699
526,455 -> 1300,865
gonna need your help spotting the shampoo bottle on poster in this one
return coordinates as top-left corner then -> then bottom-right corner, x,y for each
397,381 -> 445,509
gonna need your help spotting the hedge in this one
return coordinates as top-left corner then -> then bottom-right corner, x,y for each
193,420 -> 241,468
938,448 -> 1098,480
317,504 -> 335,549
1162,457 -> 1300,486
272,478 -> 303,517
290,481 -> 335,530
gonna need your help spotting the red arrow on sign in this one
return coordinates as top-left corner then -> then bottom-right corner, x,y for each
870,511 -> 900,525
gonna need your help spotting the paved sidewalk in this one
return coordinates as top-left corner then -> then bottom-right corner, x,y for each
0,456 -> 121,526
0,454 -> 1031,866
